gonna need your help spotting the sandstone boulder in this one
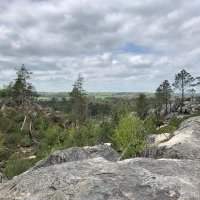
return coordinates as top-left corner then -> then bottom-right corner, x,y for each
154,116 -> 200,159
0,157 -> 199,200
32,144 -> 119,170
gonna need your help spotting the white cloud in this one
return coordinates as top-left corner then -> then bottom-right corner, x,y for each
0,0 -> 199,91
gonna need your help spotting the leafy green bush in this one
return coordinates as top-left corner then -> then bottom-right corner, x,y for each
168,116 -> 182,128
0,133 -> 9,160
113,115 -> 146,159
156,125 -> 177,134
4,154 -> 37,179
144,115 -> 157,134
96,122 -> 114,144
157,116 -> 183,134
64,122 -> 98,148
43,126 -> 62,147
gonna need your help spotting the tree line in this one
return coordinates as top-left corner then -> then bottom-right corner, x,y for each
0,65 -> 200,179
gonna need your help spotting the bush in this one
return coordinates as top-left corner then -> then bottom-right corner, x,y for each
0,133 -> 9,160
36,126 -> 63,158
168,116 -> 182,128
113,115 -> 146,159
4,154 -> 37,179
96,122 -> 114,144
144,115 -> 157,134
156,125 -> 177,134
157,116 -> 183,134
64,122 -> 98,148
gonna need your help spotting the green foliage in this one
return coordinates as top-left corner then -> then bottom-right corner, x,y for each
4,154 -> 37,179
43,126 -> 62,147
11,65 -> 37,106
64,122 -> 98,148
168,116 -> 183,128
88,101 -> 111,119
173,69 -> 194,92
0,84 -> 13,99
0,132 -> 8,161
36,125 -> 63,158
173,69 -> 194,112
1,68 -> 196,179
113,115 -> 146,158
144,115 -> 157,134
96,122 -> 114,144
111,100 -> 129,125
156,80 -> 172,114
135,93 -> 148,120
156,125 -> 176,134
157,117 -> 183,134
69,75 -> 88,124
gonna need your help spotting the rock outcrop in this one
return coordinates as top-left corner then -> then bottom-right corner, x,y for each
147,116 -> 200,159
0,157 -> 199,200
32,144 -> 120,170
0,117 -> 200,200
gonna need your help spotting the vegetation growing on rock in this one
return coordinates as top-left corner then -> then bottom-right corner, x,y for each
0,66 -> 200,178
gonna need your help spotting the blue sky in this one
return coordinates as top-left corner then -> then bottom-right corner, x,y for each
120,43 -> 153,54
0,0 -> 200,92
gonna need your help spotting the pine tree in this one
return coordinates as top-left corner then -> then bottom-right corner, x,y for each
69,74 -> 88,124
135,93 -> 148,120
12,65 -> 36,106
156,80 -> 172,114
173,69 -> 194,113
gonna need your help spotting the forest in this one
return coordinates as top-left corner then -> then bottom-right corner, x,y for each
0,65 -> 200,179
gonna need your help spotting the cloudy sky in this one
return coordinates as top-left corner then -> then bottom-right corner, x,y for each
0,0 -> 200,92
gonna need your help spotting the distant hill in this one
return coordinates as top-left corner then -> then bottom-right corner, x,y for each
37,92 -> 155,101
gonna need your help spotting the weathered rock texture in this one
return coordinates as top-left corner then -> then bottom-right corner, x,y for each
148,116 -> 200,159
0,157 -> 199,200
32,144 -> 119,170
0,117 -> 200,200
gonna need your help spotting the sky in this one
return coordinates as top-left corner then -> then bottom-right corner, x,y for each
0,0 -> 200,92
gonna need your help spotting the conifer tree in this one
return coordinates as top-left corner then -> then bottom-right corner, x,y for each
156,80 -> 172,114
173,69 -> 194,112
69,74 -> 88,124
12,64 -> 36,106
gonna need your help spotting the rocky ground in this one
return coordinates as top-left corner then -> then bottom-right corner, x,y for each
146,116 -> 200,160
0,117 -> 200,200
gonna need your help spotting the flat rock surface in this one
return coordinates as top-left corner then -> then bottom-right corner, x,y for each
0,157 -> 200,200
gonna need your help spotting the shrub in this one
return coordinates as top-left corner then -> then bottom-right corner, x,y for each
64,122 -> 98,148
157,125 -> 177,134
168,116 -> 182,128
96,122 -> 114,144
157,116 -> 183,134
0,133 -> 9,160
4,154 -> 37,179
144,115 -> 157,134
36,126 -> 63,158
113,115 -> 146,159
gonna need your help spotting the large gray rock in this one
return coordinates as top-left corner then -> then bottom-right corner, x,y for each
32,144 -> 119,170
0,157 -> 199,200
149,116 -> 200,159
